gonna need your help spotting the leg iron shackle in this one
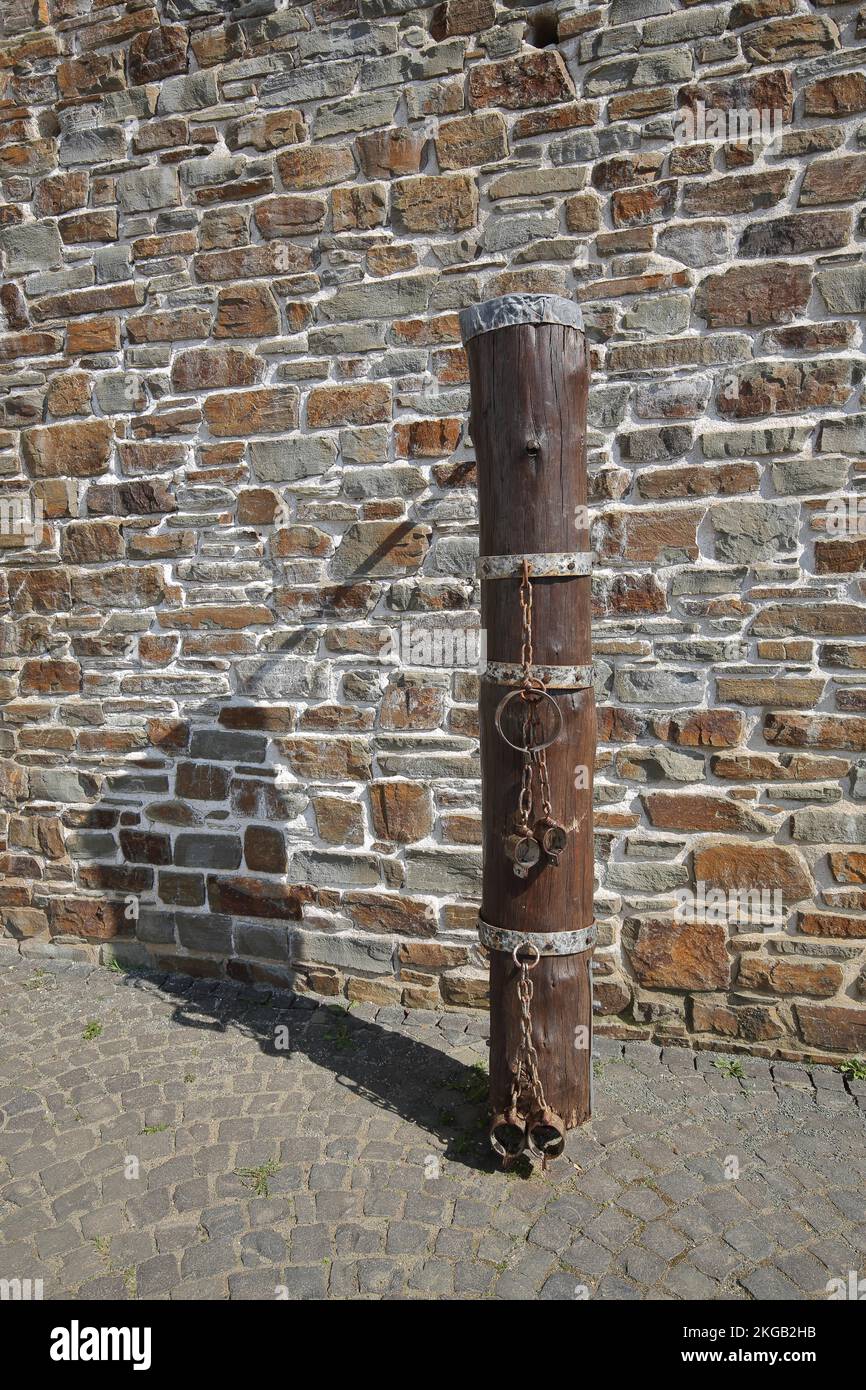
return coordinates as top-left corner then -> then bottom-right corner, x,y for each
479,919 -> 596,1166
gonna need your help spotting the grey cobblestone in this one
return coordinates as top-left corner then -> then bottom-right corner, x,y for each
0,961 -> 863,1300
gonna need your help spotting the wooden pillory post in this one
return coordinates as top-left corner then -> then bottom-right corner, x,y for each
459,294 -> 596,1167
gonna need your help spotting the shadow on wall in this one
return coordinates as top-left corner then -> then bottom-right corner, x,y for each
9,614 -> 485,1009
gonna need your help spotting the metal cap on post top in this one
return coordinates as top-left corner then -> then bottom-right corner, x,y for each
459,293 -> 584,346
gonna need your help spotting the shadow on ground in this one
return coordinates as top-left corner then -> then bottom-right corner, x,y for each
128,966 -> 505,1175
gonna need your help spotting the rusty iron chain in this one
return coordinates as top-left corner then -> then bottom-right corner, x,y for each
509,947 -> 549,1123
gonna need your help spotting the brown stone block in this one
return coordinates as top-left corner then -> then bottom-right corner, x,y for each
19,659 -> 79,694
691,996 -> 783,1042
594,506 -> 702,563
86,479 -> 176,516
390,173 -> 477,233
469,51 -> 574,110
277,144 -> 355,189
126,533 -> 194,564
57,210 -> 117,244
740,210 -> 851,258
696,263 -> 811,327
45,371 -> 92,417
67,317 -> 120,353
279,737 -> 372,780
357,126 -> 426,178
394,417 -> 462,457
228,110 -> 306,152
796,1003 -> 866,1052
127,23 -> 188,84
513,101 -> 596,140
742,15 -> 839,63
214,284 -> 279,339
331,520 -> 430,577
367,245 -> 418,277
799,154 -> 866,206
33,171 -> 88,217
436,112 -> 507,169
765,711 -> 866,750
719,360 -> 855,418
625,915 -> 730,990
346,975 -> 403,1006
49,898 -> 128,941
131,231 -> 197,260
307,382 -> 390,429
32,283 -> 144,323
120,830 -> 172,865
61,520 -> 124,564
71,564 -> 165,609
203,386 -> 299,436
272,525 -> 332,558
431,0 -> 495,39
380,682 -> 445,731
754,605 -> 866,639
738,954 -> 841,997
557,193 -> 598,234
0,331 -> 62,362
642,792 -> 768,833
127,308 -> 211,343
193,243 -> 313,282
171,346 -> 262,392
244,825 -> 288,873
694,841 -> 813,901
804,71 -> 866,116
23,419 -> 113,479
611,181 -> 676,228
207,876 -> 312,919
682,168 -> 792,216
311,794 -> 364,846
441,973 -> 489,1008
57,51 -> 125,97
253,195 -> 327,238
7,567 -> 70,614
609,87 -> 674,121
370,781 -> 434,842
799,908 -> 866,937
332,184 -> 387,231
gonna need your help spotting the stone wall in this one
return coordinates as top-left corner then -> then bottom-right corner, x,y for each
1,0 -> 865,1060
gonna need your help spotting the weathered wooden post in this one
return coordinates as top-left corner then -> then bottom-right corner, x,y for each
459,294 -> 595,1164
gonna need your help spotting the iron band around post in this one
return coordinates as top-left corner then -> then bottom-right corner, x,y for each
478,915 -> 597,957
478,551 -> 593,580
483,660 -> 595,690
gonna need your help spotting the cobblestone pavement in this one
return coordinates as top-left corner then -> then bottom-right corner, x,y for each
1,956 -> 865,1301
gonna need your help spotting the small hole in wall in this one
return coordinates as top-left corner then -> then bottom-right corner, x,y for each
526,8 -> 559,49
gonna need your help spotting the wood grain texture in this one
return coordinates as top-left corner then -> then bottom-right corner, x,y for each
467,317 -> 595,1131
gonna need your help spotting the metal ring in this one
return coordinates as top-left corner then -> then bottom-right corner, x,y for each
512,941 -> 540,969
489,1111 -> 527,1158
494,686 -> 563,752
